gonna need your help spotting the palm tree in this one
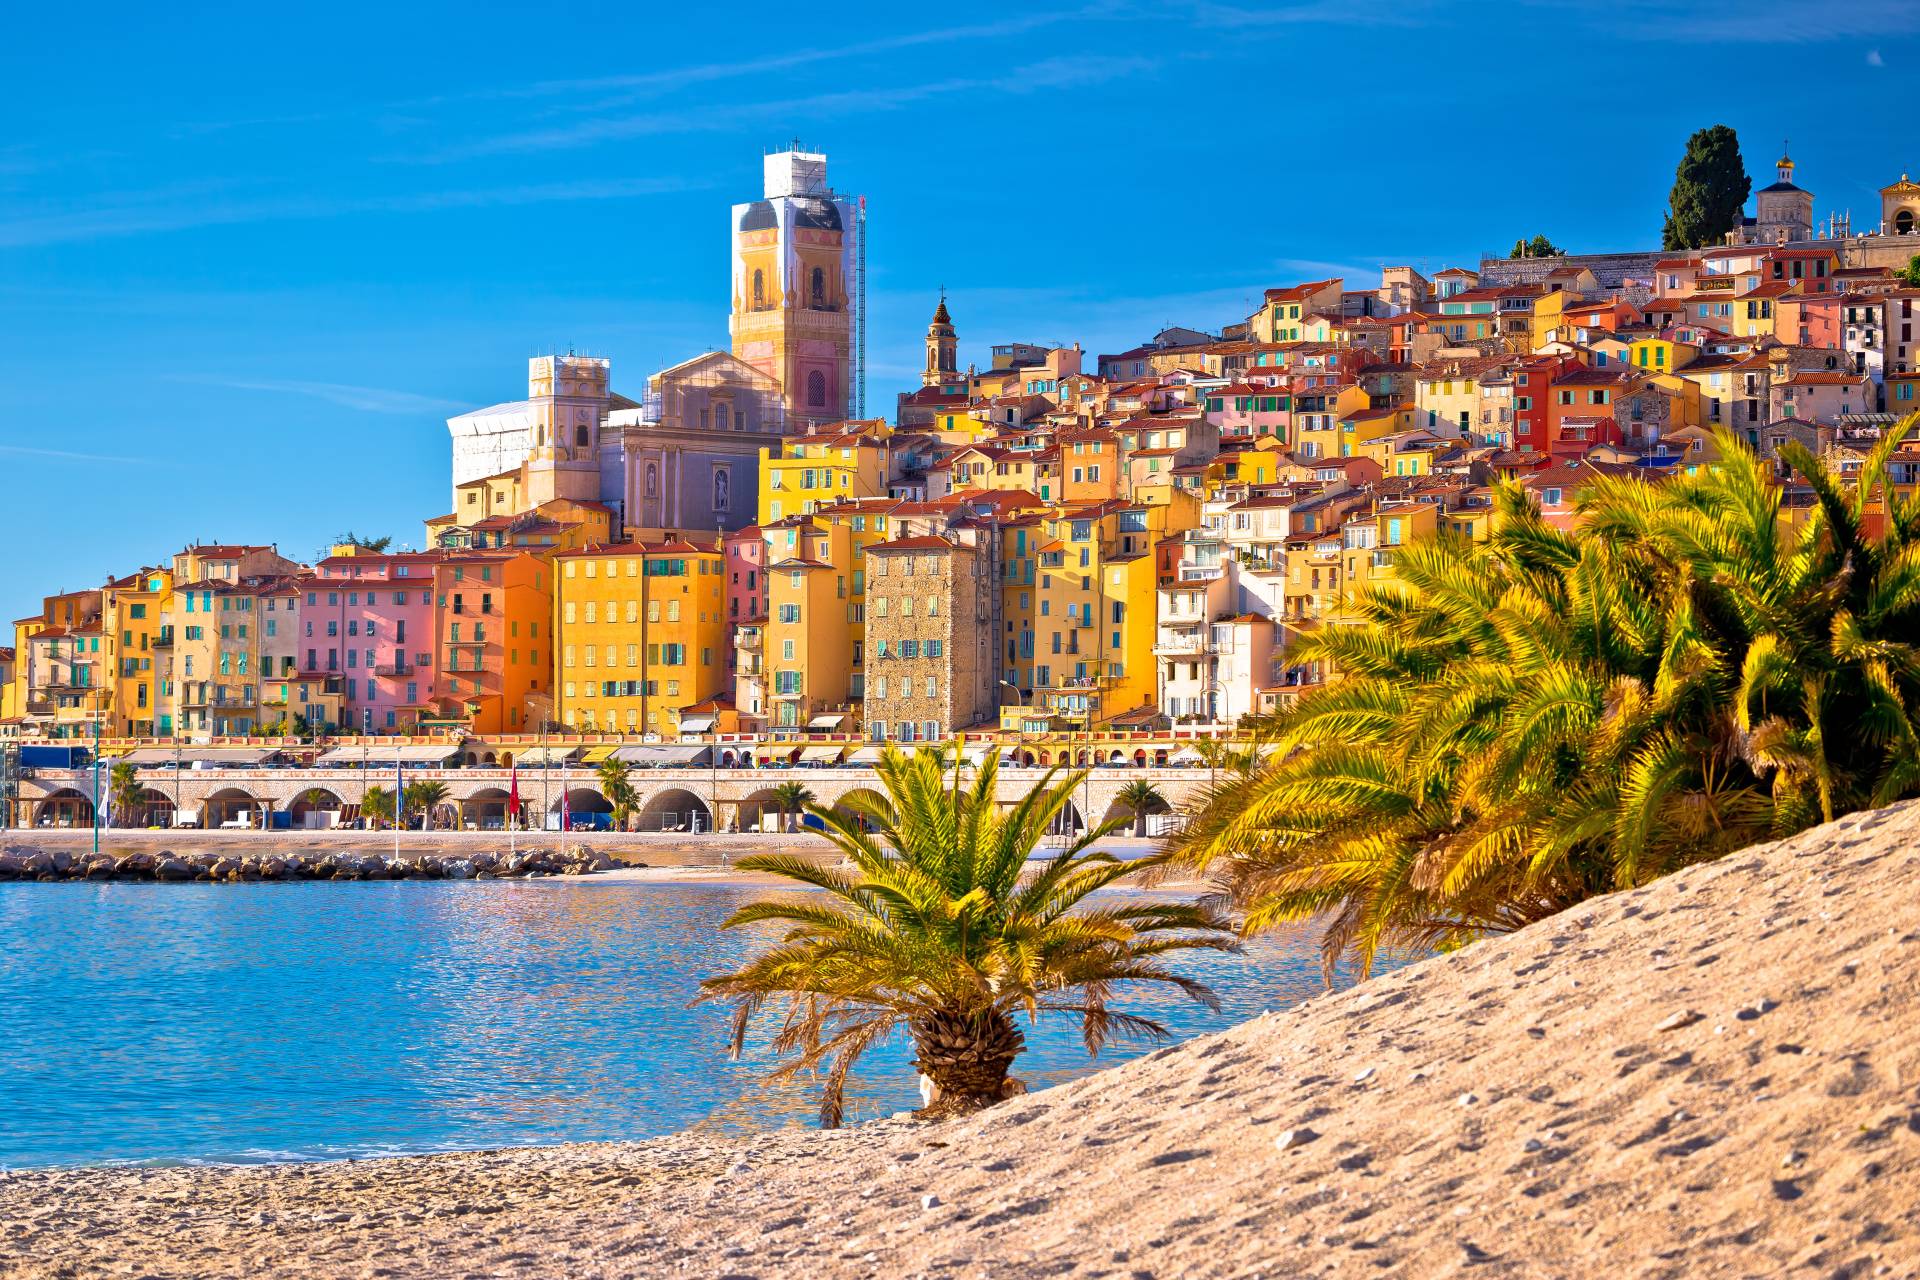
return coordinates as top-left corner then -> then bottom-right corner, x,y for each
405,779 -> 451,830
700,745 -> 1239,1127
361,785 -> 396,829
108,762 -> 142,829
1173,422 -> 1920,978
597,757 -> 638,830
1115,779 -> 1168,836
768,780 -> 814,834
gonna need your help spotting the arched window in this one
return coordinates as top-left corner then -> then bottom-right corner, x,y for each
645,462 -> 658,498
811,266 -> 825,308
752,268 -> 765,309
806,370 -> 827,407
575,424 -> 589,447
1899,209 -> 1916,236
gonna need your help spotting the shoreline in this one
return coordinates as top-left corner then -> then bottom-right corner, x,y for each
5,799 -> 1916,1277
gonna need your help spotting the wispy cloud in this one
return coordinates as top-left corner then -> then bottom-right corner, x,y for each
0,176 -> 705,248
0,443 -> 156,465
1185,0 -> 1434,26
1868,48 -> 1887,65
172,7 -> 1120,140
168,376 -> 467,415
1593,0 -> 1920,40
427,57 -> 1158,161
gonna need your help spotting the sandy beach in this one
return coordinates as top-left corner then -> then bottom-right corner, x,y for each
7,799 -> 1919,1277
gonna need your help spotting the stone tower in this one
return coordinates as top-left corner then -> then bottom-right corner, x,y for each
1754,150 -> 1813,244
522,355 -> 609,506
922,295 -> 957,388
728,146 -> 861,433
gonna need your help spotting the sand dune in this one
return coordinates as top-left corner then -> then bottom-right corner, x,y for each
6,800 -> 1919,1278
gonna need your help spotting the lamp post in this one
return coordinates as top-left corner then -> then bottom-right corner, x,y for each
1202,676 -> 1231,792
90,692 -> 103,857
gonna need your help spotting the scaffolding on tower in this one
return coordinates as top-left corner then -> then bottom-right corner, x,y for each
855,194 -> 867,419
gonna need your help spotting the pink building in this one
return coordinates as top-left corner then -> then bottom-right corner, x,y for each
1206,378 -> 1293,441
308,553 -> 441,732
723,527 -> 765,673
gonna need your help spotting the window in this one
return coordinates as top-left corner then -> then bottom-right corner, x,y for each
806,370 -> 827,408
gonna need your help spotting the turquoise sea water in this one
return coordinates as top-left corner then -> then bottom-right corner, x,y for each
0,878 -> 1350,1169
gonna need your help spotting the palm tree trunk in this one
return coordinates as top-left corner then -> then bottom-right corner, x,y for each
910,1008 -> 1026,1117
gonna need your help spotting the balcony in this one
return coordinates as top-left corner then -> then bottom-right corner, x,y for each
151,630 -> 174,649
1154,637 -> 1216,657
374,661 -> 414,677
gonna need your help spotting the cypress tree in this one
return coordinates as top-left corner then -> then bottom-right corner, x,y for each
1663,125 -> 1751,250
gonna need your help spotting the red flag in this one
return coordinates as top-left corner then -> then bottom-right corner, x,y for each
507,764 -> 521,821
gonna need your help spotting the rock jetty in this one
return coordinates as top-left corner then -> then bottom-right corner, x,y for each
5,800 -> 1920,1278
0,845 -> 618,883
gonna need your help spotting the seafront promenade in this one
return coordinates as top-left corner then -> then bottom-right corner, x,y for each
11,762 -> 1210,838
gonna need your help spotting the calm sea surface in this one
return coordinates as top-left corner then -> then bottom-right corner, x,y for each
0,877 -> 1352,1169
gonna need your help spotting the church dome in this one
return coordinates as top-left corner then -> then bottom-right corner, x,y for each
739,196 -> 842,234
739,200 -> 777,232
791,196 -> 842,231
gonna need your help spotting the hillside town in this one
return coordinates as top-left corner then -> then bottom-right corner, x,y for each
7,144 -> 1920,766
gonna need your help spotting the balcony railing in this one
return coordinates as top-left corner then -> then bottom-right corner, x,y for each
374,662 -> 414,677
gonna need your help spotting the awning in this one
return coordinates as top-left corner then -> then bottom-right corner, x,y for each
612,744 -> 712,767
512,745 -> 583,767
797,745 -> 845,764
677,713 -> 718,733
806,713 -> 847,730
578,745 -> 616,764
1169,747 -> 1208,766
959,744 -> 996,767
120,746 -> 281,767
313,744 -> 462,766
849,746 -> 887,764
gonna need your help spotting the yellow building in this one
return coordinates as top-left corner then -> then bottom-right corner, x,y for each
103,567 -> 172,737
1022,495 -> 1196,725
758,423 -> 891,524
556,538 -> 729,736
760,517 -> 857,731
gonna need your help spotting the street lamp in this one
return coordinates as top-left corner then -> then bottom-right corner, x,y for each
1201,676 -> 1231,792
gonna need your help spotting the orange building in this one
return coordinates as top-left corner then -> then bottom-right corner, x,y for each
428,551 -> 552,734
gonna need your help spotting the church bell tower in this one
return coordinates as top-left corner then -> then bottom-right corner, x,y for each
922,294 -> 957,389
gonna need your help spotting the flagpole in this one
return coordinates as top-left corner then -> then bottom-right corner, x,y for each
394,754 -> 402,861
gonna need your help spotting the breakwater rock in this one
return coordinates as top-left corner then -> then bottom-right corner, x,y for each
0,845 -> 619,883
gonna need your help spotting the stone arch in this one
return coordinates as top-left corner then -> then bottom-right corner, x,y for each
1132,749 -> 1149,767
498,751 -> 514,768
124,787 -> 176,829
204,787 -> 265,829
638,787 -> 711,833
463,787 -> 513,831
551,786 -> 612,832
1037,749 -> 1052,766
1015,748 -> 1038,766
735,787 -> 790,833
1898,208 -> 1916,236
1047,797 -> 1086,838
1107,749 -> 1128,764
34,787 -> 94,828
289,787 -> 345,830
482,751 -> 497,765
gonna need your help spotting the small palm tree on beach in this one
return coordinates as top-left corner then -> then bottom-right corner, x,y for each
405,780 -> 450,830
700,746 -> 1239,1127
1115,779 -> 1168,837
109,762 -> 142,829
597,758 -> 638,830
768,781 -> 814,834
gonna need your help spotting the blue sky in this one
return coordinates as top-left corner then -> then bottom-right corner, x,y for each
3,0 -> 1916,621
